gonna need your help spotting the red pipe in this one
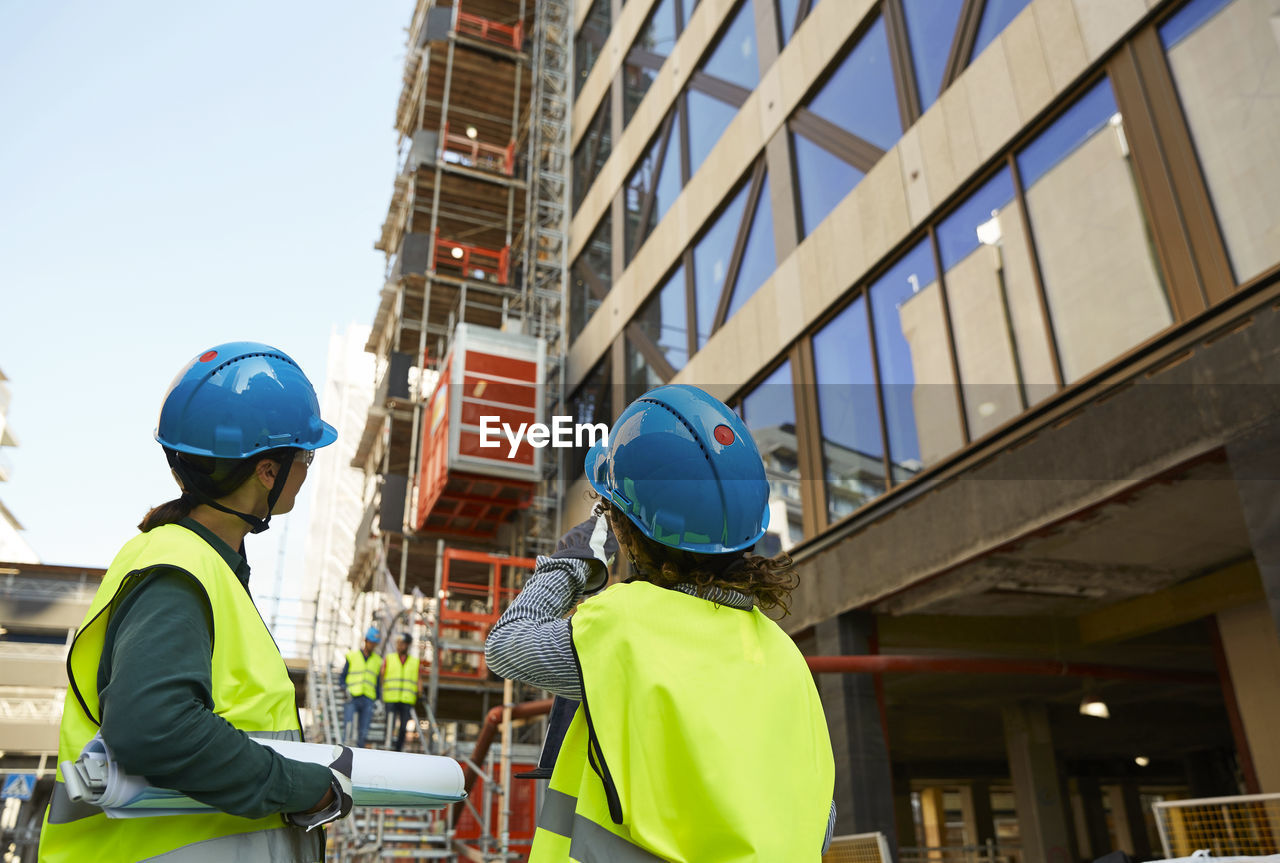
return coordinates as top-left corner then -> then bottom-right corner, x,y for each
462,698 -> 554,795
803,654 -> 1216,685
459,655 -> 1212,794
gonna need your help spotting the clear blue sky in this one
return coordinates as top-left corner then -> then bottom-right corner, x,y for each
0,0 -> 412,616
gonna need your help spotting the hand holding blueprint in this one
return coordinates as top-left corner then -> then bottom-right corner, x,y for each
61,733 -> 466,819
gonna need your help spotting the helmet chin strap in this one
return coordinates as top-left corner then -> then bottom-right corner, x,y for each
167,451 -> 295,534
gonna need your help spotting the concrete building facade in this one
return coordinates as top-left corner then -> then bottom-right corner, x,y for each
565,0 -> 1280,860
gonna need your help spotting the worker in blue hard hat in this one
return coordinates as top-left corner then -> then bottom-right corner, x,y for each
40,342 -> 353,862
342,627 -> 383,747
486,384 -> 836,862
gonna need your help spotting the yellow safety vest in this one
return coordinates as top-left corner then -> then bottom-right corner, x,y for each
345,649 -> 381,699
529,581 -> 834,863
383,653 -> 420,704
39,523 -> 320,863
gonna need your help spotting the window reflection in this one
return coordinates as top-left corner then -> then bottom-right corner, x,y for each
681,0 -> 700,29
777,0 -> 820,46
569,213 -> 613,342
741,362 -> 804,550
725,174 -> 775,321
573,101 -> 611,214
624,114 -> 683,263
1160,0 -> 1280,283
1016,79 -> 1171,383
808,15 -> 901,151
623,0 -> 679,126
868,239 -> 964,479
792,130 -> 864,238
626,265 -> 689,402
970,0 -> 1032,62
693,182 -> 750,347
567,355 -> 613,484
686,90 -> 741,178
813,296 -> 886,521
575,0 -> 610,99
937,169 -> 1057,438
701,0 -> 759,91
902,0 -> 965,112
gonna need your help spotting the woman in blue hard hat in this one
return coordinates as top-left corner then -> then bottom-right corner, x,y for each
40,342 -> 354,862
486,384 -> 836,862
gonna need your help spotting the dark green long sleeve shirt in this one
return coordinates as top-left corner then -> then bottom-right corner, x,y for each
95,518 -> 331,819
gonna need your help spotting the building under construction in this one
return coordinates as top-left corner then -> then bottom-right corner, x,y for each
314,0 -> 1280,861
304,0 -> 570,860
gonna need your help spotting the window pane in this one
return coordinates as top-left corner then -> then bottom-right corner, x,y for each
693,182 -> 750,348
902,0 -> 965,112
626,265 -> 689,401
623,0 -> 679,127
793,130 -> 864,238
573,101 -> 612,213
1016,79 -> 1172,383
741,362 -> 804,550
869,239 -> 964,480
687,89 -> 740,180
937,169 -> 1057,438
701,1 -> 759,91
1161,0 -> 1280,283
778,0 -> 820,46
567,355 -> 614,483
813,296 -> 886,522
681,0 -> 701,28
725,173 -> 775,321
624,117 -> 683,263
575,0 -> 611,99
570,213 -> 613,342
809,15 -> 901,151
970,0 -> 1032,62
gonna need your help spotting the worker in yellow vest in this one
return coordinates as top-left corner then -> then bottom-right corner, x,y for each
486,384 -> 836,862
39,342 -> 354,863
382,634 -> 420,751
342,627 -> 383,747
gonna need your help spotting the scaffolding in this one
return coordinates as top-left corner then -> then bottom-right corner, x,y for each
311,0 -> 572,859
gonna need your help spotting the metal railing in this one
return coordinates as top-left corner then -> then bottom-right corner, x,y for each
825,832 -> 893,863
1154,793 -> 1280,858
896,843 -> 1015,863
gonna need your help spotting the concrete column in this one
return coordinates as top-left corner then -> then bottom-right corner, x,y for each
816,610 -> 899,853
958,782 -> 997,846
1103,782 -> 1152,860
893,765 -> 918,848
920,786 -> 947,851
1216,599 -> 1280,792
1002,703 -> 1074,863
1073,776 -> 1112,860
1227,425 -> 1280,642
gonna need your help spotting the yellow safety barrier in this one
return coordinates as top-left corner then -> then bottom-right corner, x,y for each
1153,793 -> 1280,858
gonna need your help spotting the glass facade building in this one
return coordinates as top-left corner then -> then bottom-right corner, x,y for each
565,0 -> 1280,854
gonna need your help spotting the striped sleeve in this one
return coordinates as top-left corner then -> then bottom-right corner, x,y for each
484,556 -> 587,700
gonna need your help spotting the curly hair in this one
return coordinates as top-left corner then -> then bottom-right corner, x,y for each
598,500 -> 800,616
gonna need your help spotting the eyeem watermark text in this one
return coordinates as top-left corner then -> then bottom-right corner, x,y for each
479,416 -> 609,458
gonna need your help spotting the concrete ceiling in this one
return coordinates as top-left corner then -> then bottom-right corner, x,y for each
873,453 -> 1253,618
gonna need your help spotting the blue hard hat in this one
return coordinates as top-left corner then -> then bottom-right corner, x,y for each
156,342 -> 338,459
585,384 -> 769,554
365,627 -> 381,643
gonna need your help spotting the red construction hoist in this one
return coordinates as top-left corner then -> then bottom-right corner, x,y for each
429,547 -> 536,683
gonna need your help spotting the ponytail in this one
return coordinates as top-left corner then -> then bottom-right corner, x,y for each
138,493 -> 197,532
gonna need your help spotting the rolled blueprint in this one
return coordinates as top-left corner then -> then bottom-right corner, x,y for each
61,733 -> 465,819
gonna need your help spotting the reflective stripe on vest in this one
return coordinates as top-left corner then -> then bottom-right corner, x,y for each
345,649 -> 381,699
530,581 -> 835,863
383,654 -> 419,704
38,524 -> 319,863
